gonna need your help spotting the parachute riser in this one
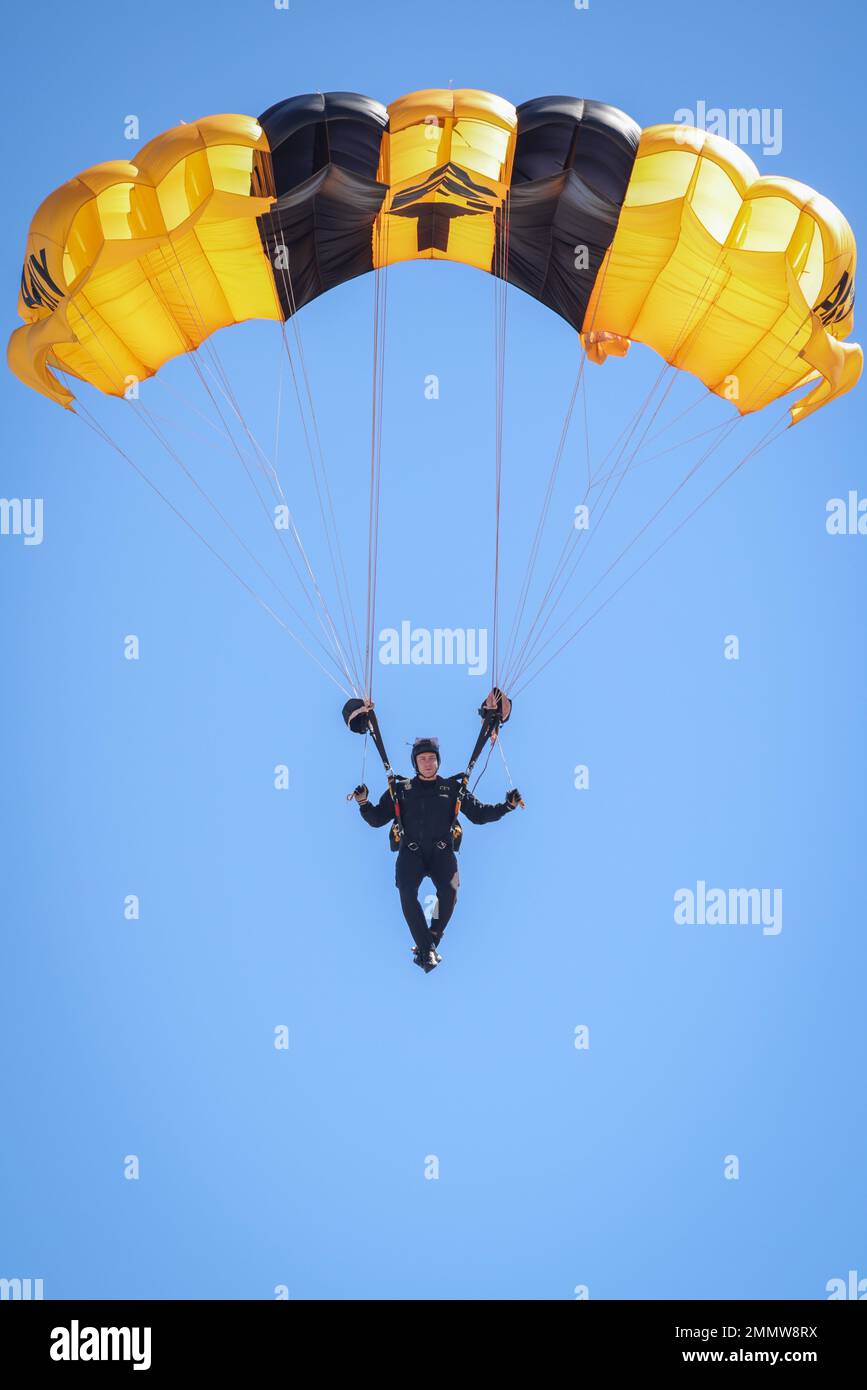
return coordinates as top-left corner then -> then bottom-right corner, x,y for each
366,709 -> 404,849
452,691 -> 512,844
343,697 -> 403,847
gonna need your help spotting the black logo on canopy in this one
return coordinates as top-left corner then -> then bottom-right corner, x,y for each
388,163 -> 499,254
20,249 -> 64,312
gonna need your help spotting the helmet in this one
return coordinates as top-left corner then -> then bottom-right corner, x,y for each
411,737 -> 441,773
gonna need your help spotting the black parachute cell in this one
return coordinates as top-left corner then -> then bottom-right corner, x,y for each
510,96 -> 639,200
262,166 -> 388,313
257,92 -> 389,318
501,96 -> 641,334
259,91 -> 388,190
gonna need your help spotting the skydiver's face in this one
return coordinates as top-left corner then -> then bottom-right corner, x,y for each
416,752 -> 439,779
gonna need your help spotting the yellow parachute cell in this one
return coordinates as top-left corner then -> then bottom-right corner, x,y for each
374,89 -> 517,273
582,125 -> 860,423
9,115 -> 279,407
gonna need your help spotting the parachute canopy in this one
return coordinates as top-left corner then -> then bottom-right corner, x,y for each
9,89 -> 861,423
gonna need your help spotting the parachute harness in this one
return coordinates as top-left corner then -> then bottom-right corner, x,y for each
344,688 -> 516,851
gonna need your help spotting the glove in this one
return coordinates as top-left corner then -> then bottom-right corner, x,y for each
505,787 -> 524,810
352,784 -> 369,805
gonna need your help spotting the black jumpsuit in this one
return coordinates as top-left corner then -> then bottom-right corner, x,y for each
360,774 -> 513,956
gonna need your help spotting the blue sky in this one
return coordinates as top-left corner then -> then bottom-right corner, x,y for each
1,0 -> 865,1300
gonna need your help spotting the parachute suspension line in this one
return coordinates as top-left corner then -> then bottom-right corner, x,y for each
272,221 -> 366,689
154,241 -> 361,692
153,239 -> 287,497
66,390 -> 354,694
470,739 -> 495,794
125,397 -> 349,674
510,304 -> 814,689
360,729 -> 369,786
495,729 -> 515,789
362,258 -> 380,697
185,344 -> 359,683
508,367 -> 717,687
178,353 -> 363,679
141,401 -> 251,463
498,353 -> 586,686
585,403 -> 646,491
363,228 -> 390,700
502,243 -> 737,691
277,321 -> 365,694
265,207 -> 367,691
273,337 -> 285,482
581,362 -> 592,492
502,359 -> 679,691
491,188 -> 512,686
61,294 -> 332,665
68,248 -> 359,693
497,232 -> 621,687
590,416 -> 730,489
369,258 -> 390,696
518,261 -> 729,657
587,387 -> 710,490
191,353 -> 281,491
510,307 -> 810,691
155,243 -> 283,496
469,723 -> 514,796
54,325 -> 349,683
512,409 -> 791,696
155,374 -> 243,448
145,243 -> 276,486
616,387 -> 713,468
510,412 -> 745,687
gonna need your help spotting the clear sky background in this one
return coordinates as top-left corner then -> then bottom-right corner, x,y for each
1,0 -> 864,1300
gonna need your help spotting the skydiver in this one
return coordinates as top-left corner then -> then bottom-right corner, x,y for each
351,736 -> 522,973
